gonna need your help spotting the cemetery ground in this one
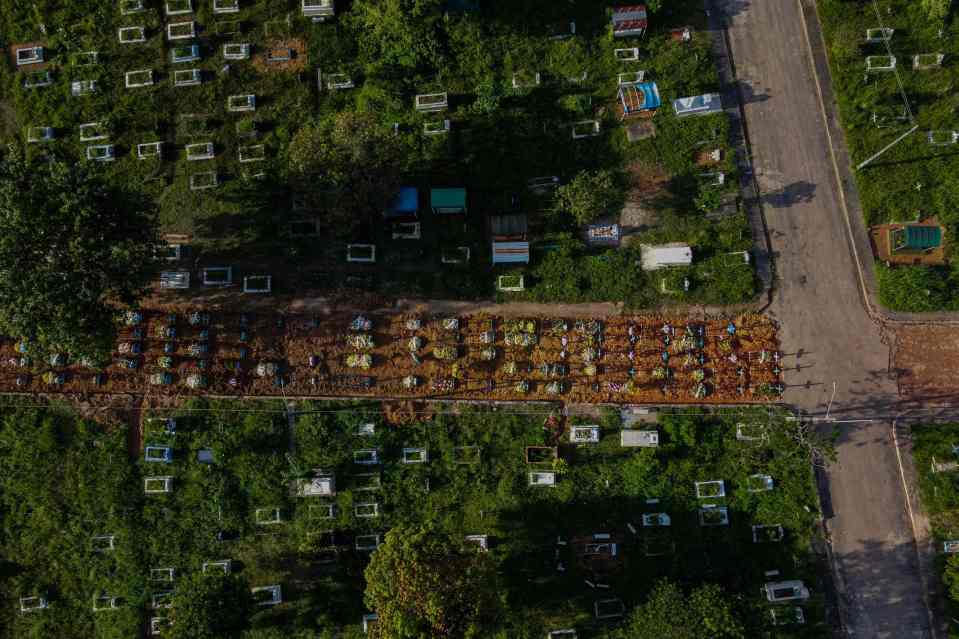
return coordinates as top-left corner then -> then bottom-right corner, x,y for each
817,1 -> 959,312
0,399 -> 830,638
0,0 -> 756,308
0,308 -> 783,405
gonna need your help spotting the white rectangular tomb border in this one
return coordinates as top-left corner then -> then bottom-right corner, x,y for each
243,275 -> 271,293
415,92 -> 448,112
228,94 -> 256,112
529,471 -> 557,487
570,425 -> 600,443
79,122 -> 108,141
423,120 -> 450,136
763,580 -> 810,603
171,45 -> 200,64
202,266 -> 232,285
185,142 -> 215,160
174,68 -> 202,86
402,447 -> 428,464
144,476 -> 173,494
19,596 -> 48,613
865,27 -> 894,43
160,271 -> 190,289
914,53 -> 945,70
190,172 -> 218,191
213,0 -> 240,13
86,145 -> 115,162
223,43 -> 251,60
255,507 -> 283,525
302,0 -> 334,18
71,80 -> 97,96
15,46 -> 44,65
165,0 -> 193,16
118,26 -> 147,43
125,69 -> 154,88
167,21 -> 197,40
865,55 -> 896,71
137,142 -> 163,159
252,584 -> 282,606
694,480 -> 725,499
238,145 -> 266,162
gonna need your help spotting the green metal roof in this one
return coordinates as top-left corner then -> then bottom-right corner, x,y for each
905,225 -> 942,250
431,188 -> 466,210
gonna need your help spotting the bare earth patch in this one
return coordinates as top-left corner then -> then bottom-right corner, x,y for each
894,325 -> 959,399
253,38 -> 308,73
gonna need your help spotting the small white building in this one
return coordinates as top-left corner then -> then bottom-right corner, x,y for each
640,243 -> 692,271
672,93 -> 723,118
763,580 -> 810,603
621,430 -> 659,447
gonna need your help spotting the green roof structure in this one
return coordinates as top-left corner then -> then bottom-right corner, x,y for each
892,225 -> 943,252
431,188 -> 467,214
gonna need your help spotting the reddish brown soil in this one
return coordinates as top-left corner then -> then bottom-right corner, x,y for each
252,38 -> 308,73
895,325 -> 959,399
0,310 -> 782,405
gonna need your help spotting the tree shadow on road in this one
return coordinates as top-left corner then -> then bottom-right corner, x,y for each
762,181 -> 817,208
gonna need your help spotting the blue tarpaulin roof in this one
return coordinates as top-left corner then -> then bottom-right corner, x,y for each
620,81 -> 661,114
386,187 -> 419,217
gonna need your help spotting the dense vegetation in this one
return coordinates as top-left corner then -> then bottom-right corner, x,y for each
0,400 -> 828,637
0,0 -> 755,306
819,0 -> 959,311
908,422 -> 959,633
0,147 -> 159,362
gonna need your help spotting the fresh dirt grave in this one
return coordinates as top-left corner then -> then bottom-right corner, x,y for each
894,325 -> 959,398
0,310 -> 782,405
253,38 -> 307,73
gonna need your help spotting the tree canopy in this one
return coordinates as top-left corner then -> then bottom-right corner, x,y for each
288,112 -> 405,236
364,525 -> 500,638
555,170 -> 624,226
616,580 -> 745,639
167,572 -> 253,639
0,147 -> 158,360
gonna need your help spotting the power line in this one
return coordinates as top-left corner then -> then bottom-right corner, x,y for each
870,0 -> 914,124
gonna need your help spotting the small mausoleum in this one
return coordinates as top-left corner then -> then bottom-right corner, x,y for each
612,5 -> 648,38
431,188 -> 467,214
869,220 -> 946,266
672,93 -> 723,118
385,187 -> 419,221
619,81 -> 661,119
492,241 -> 530,265
640,243 -> 693,271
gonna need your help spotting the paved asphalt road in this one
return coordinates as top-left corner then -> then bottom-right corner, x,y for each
716,0 -> 932,636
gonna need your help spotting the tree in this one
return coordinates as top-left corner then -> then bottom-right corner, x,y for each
288,112 -> 405,236
616,580 -> 745,639
167,573 -> 253,639
0,147 -> 158,361
364,525 -> 500,638
350,0 -> 445,73
555,170 -> 624,226
921,0 -> 951,22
